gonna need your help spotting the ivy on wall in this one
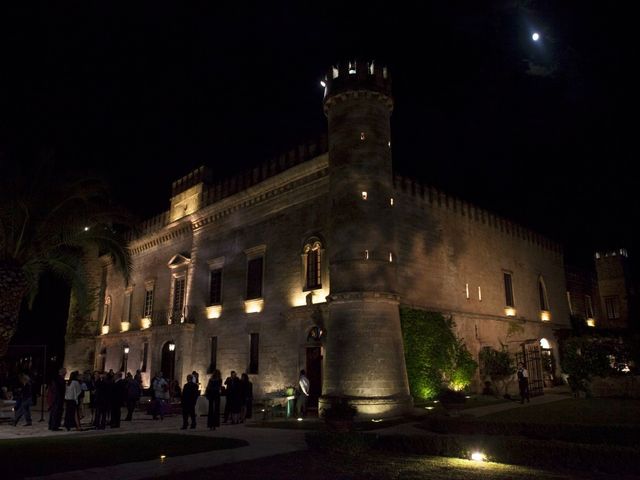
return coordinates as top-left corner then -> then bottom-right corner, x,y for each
400,307 -> 477,400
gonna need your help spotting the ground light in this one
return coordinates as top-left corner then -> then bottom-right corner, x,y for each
424,406 -> 434,410
471,452 -> 486,462
297,417 -> 303,421
371,418 -> 383,423
160,455 -> 167,463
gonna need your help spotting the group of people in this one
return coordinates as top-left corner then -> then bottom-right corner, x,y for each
180,369 -> 254,430
46,368 -> 143,431
8,366 -> 311,431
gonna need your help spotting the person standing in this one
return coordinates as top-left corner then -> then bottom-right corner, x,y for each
152,372 -> 169,420
239,373 -> 253,423
124,372 -> 141,421
181,374 -> 199,429
48,368 -> 66,431
205,370 -> 222,430
296,370 -> 310,417
93,372 -> 109,429
13,374 -> 33,426
517,362 -> 530,404
63,371 -> 82,431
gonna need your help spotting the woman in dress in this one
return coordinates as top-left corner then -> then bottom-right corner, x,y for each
205,370 -> 222,430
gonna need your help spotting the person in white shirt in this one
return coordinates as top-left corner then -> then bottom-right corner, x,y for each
296,370 -> 310,417
152,372 -> 169,420
64,371 -> 82,431
517,362 -> 530,404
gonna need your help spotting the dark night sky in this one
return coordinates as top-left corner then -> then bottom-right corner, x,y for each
1,1 -> 637,357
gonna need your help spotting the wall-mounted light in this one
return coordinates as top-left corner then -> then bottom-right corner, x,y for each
540,310 -> 551,322
361,191 -> 368,200
390,198 -> 394,206
586,318 -> 596,327
168,342 -> 176,352
504,307 -> 517,317
540,338 -> 550,350
320,80 -> 326,88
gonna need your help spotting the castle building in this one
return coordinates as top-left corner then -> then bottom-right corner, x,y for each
64,61 -> 570,416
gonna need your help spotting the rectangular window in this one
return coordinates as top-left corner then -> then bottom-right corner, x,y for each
123,292 -> 132,323
143,289 -> 154,318
141,342 -> 148,372
306,249 -> 321,289
249,333 -> 259,374
173,277 -> 186,314
604,296 -> 620,320
209,269 -> 222,305
246,257 -> 263,300
209,336 -> 218,373
585,295 -> 594,319
503,273 -> 514,307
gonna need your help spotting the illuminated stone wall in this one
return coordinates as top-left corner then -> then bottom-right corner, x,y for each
393,177 -> 570,374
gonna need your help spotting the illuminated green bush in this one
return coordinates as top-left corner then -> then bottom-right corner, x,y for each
400,308 -> 477,400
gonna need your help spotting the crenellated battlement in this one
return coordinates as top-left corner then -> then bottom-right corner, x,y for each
323,60 -> 392,114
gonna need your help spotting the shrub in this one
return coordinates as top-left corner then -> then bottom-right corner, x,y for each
400,308 -> 477,400
479,347 -> 515,396
437,388 -> 466,405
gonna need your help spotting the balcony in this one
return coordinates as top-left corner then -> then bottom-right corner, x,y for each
147,306 -> 200,327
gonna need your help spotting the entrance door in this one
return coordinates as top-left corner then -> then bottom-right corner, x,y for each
306,346 -> 322,410
161,342 -> 176,381
516,344 -> 544,397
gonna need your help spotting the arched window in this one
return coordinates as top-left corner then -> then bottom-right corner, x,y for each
538,277 -> 550,311
102,296 -> 112,327
303,238 -> 323,290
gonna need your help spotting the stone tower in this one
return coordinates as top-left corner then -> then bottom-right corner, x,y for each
320,60 -> 412,417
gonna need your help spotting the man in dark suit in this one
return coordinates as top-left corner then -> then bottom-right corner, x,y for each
181,374 -> 199,429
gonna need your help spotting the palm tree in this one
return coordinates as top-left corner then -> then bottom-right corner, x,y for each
0,163 -> 132,357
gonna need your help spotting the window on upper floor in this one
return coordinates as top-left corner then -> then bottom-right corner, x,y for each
143,288 -> 154,318
209,269 -> 222,305
538,277 -> 549,311
503,272 -> 515,308
171,276 -> 186,323
102,296 -> 112,326
585,295 -> 594,319
303,239 -> 323,291
246,257 -> 264,300
604,296 -> 620,320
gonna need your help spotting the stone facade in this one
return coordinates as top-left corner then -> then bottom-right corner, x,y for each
65,61 -> 571,416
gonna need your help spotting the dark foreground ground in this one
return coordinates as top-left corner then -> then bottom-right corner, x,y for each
160,450 -> 640,480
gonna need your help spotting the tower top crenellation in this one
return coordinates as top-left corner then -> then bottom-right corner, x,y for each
322,60 -> 392,112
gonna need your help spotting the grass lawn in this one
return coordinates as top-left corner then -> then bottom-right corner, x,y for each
159,450 -> 620,480
0,433 -> 247,478
480,398 -> 640,425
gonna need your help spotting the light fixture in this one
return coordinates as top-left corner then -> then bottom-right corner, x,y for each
586,318 -> 596,327
297,417 -> 303,422
424,406 -> 434,410
371,418 -> 383,423
532,32 -> 540,41
168,342 -> 176,352
320,80 -> 326,88
83,226 -> 89,232
471,452 -> 486,462
123,346 -> 130,354
504,307 -> 517,317
361,191 -> 367,200
540,338 -> 550,350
